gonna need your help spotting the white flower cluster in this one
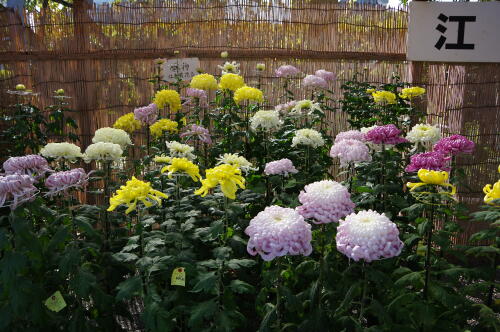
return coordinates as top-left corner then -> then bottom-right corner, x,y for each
92,127 -> 132,149
290,99 -> 322,117
83,142 -> 123,163
218,61 -> 241,75
250,110 -> 282,131
406,123 -> 441,145
166,141 -> 196,160
40,142 -> 83,162
217,153 -> 256,173
292,129 -> 325,148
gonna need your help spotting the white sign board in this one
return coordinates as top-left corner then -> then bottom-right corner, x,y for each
407,2 -> 500,63
162,58 -> 200,82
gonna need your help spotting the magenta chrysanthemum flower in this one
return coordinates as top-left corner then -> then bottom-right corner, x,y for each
264,159 -> 298,176
315,69 -> 335,82
433,134 -> 475,155
334,130 -> 366,143
296,180 -> 355,224
365,124 -> 408,145
245,205 -> 312,261
179,124 -> 212,144
3,155 -> 51,179
134,103 -> 158,125
336,210 -> 403,262
0,174 -> 38,210
302,75 -> 328,89
275,65 -> 301,78
329,139 -> 372,167
185,88 -> 208,107
405,151 -> 451,172
45,168 -> 89,197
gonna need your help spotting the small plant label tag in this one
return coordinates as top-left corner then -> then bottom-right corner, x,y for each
44,291 -> 67,312
171,267 -> 186,286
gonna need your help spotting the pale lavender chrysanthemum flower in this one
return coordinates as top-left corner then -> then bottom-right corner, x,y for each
336,210 -> 403,262
302,75 -> 328,89
365,124 -> 408,145
245,205 -> 312,261
334,130 -> 366,143
329,139 -> 372,167
275,100 -> 297,115
134,103 -> 159,125
405,151 -> 451,172
45,168 -> 89,197
185,88 -> 208,107
0,174 -> 38,210
179,124 -> 212,145
315,69 -> 335,82
296,180 -> 355,224
264,159 -> 298,176
433,134 -> 475,155
3,155 -> 51,180
275,65 -> 301,78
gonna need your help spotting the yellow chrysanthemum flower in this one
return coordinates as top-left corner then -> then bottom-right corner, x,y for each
190,73 -> 218,90
154,155 -> 172,164
153,89 -> 181,111
161,157 -> 201,182
366,88 -> 375,94
113,113 -> 142,133
219,73 -> 245,91
372,90 -> 397,105
407,169 -> 456,196
233,86 -> 264,104
399,86 -> 426,100
108,176 -> 168,214
150,119 -> 179,138
483,180 -> 500,205
194,164 -> 245,200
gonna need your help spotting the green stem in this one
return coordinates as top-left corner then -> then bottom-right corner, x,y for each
276,258 -> 283,329
359,262 -> 368,324
486,253 -> 498,307
103,161 -> 112,244
423,200 -> 435,300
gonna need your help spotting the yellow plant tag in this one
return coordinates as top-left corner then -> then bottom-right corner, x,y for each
171,267 -> 186,286
44,291 -> 67,312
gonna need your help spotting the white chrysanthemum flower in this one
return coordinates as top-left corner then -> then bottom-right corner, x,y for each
217,153 -> 256,173
290,99 -> 322,117
336,210 -> 403,262
166,141 -> 196,160
92,127 -> 132,149
250,110 -> 283,131
406,123 -> 441,145
83,142 -> 123,163
218,61 -> 240,75
40,142 -> 83,162
291,129 -> 325,148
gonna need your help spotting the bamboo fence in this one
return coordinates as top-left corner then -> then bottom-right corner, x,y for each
0,0 -> 499,244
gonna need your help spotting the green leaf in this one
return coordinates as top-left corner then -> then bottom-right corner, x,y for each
113,252 -> 139,263
116,276 -> 143,301
188,299 -> 217,327
258,303 -> 276,332
229,280 -> 254,294
71,268 -> 96,298
226,258 -> 256,269
394,271 -> 424,288
191,271 -> 218,294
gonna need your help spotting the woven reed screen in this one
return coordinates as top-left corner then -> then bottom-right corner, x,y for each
0,0 -> 499,244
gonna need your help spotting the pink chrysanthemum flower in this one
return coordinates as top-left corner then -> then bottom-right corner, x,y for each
405,151 -> 451,172
329,139 -> 372,167
134,103 -> 159,125
275,65 -> 301,78
302,75 -> 328,89
365,124 -> 408,145
275,100 -> 297,114
296,180 -> 355,224
185,88 -> 208,107
315,69 -> 335,82
336,210 -> 403,262
264,159 -> 298,176
334,130 -> 366,143
45,168 -> 89,197
433,134 -> 475,155
179,124 -> 212,145
245,205 -> 313,261
0,174 -> 38,210
3,155 -> 51,179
